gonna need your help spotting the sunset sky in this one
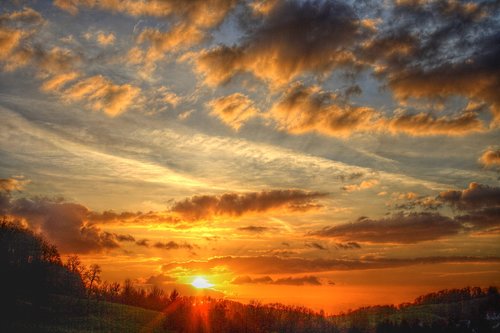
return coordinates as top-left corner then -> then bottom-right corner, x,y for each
1,0 -> 499,313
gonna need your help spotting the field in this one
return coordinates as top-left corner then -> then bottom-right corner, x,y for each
5,296 -> 168,333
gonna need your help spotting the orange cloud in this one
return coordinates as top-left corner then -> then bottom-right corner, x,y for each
0,177 -> 29,193
40,71 -> 80,92
0,7 -> 45,71
479,148 -> 500,167
269,83 -> 485,137
96,31 -> 115,46
61,75 -> 140,116
55,0 -> 237,73
169,189 -> 327,221
207,93 -> 259,130
135,24 -> 204,73
342,179 -> 379,192
270,83 -> 379,136
54,0 -> 237,28
162,255 -> 500,274
387,110 -> 484,136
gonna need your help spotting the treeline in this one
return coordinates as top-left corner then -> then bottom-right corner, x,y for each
334,287 -> 500,333
163,297 -> 338,333
411,287 -> 499,306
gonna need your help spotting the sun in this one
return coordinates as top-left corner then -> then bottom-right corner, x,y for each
191,277 -> 214,289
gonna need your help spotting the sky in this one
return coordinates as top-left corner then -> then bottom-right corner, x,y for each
0,0 -> 499,313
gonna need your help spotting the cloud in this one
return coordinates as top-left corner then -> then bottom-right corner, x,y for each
231,275 -> 322,286
134,24 -> 204,73
237,226 -> 270,233
192,0 -> 363,86
305,242 -> 327,251
0,177 -> 29,193
87,210 -> 180,226
269,83 -> 379,136
96,31 -> 115,46
479,148 -> 500,167
342,179 -> 379,192
55,0 -> 238,73
0,190 -> 134,253
144,273 -> 177,286
312,212 -> 462,244
386,110 -> 484,136
455,207 -> 500,230
0,7 -> 45,71
60,75 -> 140,116
136,239 -> 150,247
40,71 -> 80,92
54,0 -> 237,28
207,93 -> 259,130
169,189 -> 327,221
153,241 -> 195,251
335,242 -> 361,250
162,255 -> 500,275
161,89 -> 181,108
0,192 -> 129,253
364,0 -> 500,126
438,182 -> 500,210
267,83 -> 481,138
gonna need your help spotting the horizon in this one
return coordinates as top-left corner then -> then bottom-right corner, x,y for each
1,0 -> 499,316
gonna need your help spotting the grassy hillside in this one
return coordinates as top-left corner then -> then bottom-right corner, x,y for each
332,295 -> 500,332
5,296 -> 168,333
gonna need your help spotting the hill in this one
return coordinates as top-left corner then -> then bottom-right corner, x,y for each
5,295 -> 167,333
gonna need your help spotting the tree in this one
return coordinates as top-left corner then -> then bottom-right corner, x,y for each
84,264 -> 101,293
84,264 -> 101,311
65,255 -> 84,276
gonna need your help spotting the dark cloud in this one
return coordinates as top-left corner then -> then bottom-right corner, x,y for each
153,241 -> 195,251
438,183 -> 500,210
0,189 -> 133,253
455,207 -> 500,230
193,0 -> 364,86
231,275 -> 273,284
88,210 -> 180,225
169,189 -> 327,221
0,192 -> 122,253
231,275 -> 322,286
237,225 -> 270,233
163,255 -> 500,275
305,242 -> 327,251
144,273 -> 177,286
335,242 -> 361,250
364,0 -> 500,126
136,239 -> 150,247
312,212 -> 462,244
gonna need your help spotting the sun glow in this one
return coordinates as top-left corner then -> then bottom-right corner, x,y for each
192,277 -> 214,289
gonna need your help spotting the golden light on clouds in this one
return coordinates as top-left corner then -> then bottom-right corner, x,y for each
0,0 -> 499,316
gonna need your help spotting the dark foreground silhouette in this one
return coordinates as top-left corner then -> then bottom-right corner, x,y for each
1,220 -> 499,333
